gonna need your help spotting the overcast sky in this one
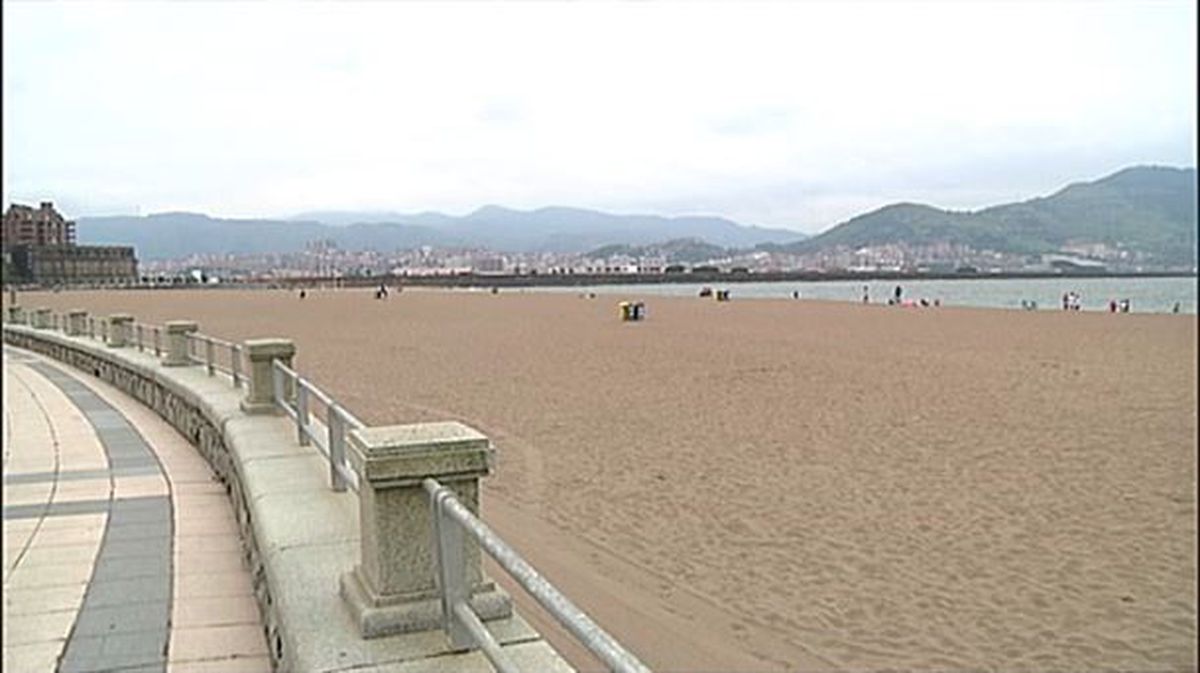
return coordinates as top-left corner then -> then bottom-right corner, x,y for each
2,1 -> 1195,234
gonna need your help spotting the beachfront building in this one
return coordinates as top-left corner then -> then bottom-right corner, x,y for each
3,201 -> 76,246
2,201 -> 138,286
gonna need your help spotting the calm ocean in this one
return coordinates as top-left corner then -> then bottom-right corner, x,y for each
532,276 -> 1198,314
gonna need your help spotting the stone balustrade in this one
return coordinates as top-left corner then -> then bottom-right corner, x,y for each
67,309 -> 87,336
6,305 -> 26,325
108,314 -> 134,347
2,314 -> 569,672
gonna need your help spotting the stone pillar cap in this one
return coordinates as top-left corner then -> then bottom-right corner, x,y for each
349,421 -> 492,484
109,313 -> 134,321
165,320 -> 198,332
68,309 -> 88,315
244,338 -> 296,359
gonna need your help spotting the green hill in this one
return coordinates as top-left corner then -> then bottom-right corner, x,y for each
783,166 -> 1197,266
585,238 -> 728,264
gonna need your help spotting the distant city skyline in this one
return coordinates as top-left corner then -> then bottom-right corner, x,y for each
3,1 -> 1196,234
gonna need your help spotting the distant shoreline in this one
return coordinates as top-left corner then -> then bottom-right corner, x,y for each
7,269 -> 1195,292
294,269 -> 1197,289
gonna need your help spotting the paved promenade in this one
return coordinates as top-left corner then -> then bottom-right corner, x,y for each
3,345 -> 270,672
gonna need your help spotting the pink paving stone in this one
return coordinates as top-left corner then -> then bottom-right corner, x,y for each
176,571 -> 255,599
174,550 -> 247,575
175,516 -> 240,538
174,535 -> 244,555
168,623 -> 270,662
168,654 -> 273,673
172,596 -> 262,628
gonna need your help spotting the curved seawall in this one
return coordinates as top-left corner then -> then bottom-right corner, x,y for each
3,321 -> 573,672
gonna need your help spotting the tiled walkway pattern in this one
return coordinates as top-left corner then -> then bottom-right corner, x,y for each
3,347 -> 270,672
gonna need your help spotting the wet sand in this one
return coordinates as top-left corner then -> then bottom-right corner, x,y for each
7,288 -> 1197,671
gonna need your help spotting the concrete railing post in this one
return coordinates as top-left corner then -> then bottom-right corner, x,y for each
6,305 -> 25,325
66,310 -> 87,336
33,307 -> 52,329
108,314 -> 134,348
162,321 -> 198,366
239,338 -> 296,415
340,422 -> 511,638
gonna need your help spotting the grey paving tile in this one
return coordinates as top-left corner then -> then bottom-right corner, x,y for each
98,629 -> 167,663
91,554 -> 170,582
112,465 -> 165,478
109,505 -> 171,526
86,577 -> 171,607
110,496 -> 171,512
3,498 -> 111,520
25,358 -> 175,673
104,519 -> 170,542
58,633 -> 105,672
103,435 -> 151,451
1,502 -> 49,520
110,456 -> 158,470
4,468 -> 113,485
105,444 -> 152,458
72,601 -> 170,637
88,412 -> 132,430
59,630 -> 166,672
71,397 -> 114,411
102,540 -> 172,560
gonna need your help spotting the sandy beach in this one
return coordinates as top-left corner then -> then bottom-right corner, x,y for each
7,287 -> 1197,672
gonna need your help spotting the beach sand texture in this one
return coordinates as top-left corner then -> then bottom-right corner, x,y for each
9,288 -> 1197,672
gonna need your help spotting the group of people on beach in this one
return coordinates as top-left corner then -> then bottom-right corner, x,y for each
1061,291 -> 1082,311
1108,298 -> 1132,313
870,285 -> 939,308
297,284 -> 395,300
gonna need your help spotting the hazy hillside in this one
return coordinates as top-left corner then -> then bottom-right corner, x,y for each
436,205 -> 802,251
781,166 -> 1197,266
76,166 -> 1193,264
76,213 -> 461,260
585,238 -> 729,264
76,213 -> 328,260
79,206 -> 803,259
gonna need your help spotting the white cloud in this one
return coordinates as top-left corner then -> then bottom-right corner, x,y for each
3,0 -> 1195,232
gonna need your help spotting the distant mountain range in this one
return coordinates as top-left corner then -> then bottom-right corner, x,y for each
770,165 -> 1197,266
77,206 -> 804,260
74,165 -> 1196,265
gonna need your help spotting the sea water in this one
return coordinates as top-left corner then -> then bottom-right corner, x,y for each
535,276 -> 1197,314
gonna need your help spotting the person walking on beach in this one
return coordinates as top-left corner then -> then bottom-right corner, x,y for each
894,285 -> 902,304
862,285 -> 869,304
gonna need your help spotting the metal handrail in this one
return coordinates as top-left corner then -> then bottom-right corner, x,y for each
185,332 -> 244,388
425,479 -> 651,673
132,322 -> 164,356
266,356 -> 648,670
10,312 -> 649,670
271,360 -> 361,492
